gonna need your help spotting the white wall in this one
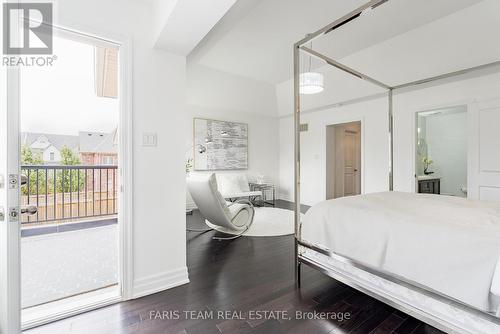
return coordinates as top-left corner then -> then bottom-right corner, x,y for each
393,73 -> 500,194
186,63 -> 280,207
279,72 -> 500,206
279,98 -> 389,205
186,105 -> 280,182
187,64 -> 278,117
55,0 -> 188,298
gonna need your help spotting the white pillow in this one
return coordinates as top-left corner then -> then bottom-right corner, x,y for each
234,173 -> 250,192
216,173 -> 250,195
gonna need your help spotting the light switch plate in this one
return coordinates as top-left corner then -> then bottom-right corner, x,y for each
142,133 -> 157,147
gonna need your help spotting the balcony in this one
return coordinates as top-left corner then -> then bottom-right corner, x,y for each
20,165 -> 119,309
21,165 -> 118,226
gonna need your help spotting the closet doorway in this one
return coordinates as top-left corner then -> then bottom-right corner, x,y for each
326,121 -> 362,200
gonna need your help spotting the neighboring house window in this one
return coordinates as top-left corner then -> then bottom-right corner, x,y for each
102,156 -> 113,165
50,152 -> 55,161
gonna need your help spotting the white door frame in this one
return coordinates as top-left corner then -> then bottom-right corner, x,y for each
1,4 -> 22,332
0,63 -> 22,334
325,118 -> 365,198
52,24 -> 136,302
2,24 -> 134,331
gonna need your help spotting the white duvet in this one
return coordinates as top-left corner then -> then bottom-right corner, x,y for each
301,191 -> 500,314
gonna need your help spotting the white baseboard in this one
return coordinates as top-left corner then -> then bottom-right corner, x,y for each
132,267 -> 189,299
278,195 -> 293,202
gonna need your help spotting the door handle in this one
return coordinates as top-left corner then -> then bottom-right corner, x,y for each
21,205 -> 37,215
21,174 -> 28,186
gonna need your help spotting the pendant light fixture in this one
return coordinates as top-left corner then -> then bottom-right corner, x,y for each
300,40 -> 324,95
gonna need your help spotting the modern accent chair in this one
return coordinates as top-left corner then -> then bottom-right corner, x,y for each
187,173 -> 255,240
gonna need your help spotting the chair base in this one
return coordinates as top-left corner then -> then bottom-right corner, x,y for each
186,227 -> 212,232
187,225 -> 250,240
212,224 -> 251,240
188,218 -> 253,240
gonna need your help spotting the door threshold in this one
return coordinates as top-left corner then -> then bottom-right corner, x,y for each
21,285 -> 121,330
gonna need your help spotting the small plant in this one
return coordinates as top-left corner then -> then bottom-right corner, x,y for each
422,157 -> 434,175
185,158 -> 193,174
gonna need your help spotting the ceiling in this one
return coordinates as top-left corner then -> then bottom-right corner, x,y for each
188,0 -> 483,84
149,0 -> 238,55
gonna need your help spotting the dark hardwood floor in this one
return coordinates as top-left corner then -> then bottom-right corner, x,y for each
26,200 -> 442,334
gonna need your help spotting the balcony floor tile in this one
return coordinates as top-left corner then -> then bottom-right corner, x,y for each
22,224 -> 118,309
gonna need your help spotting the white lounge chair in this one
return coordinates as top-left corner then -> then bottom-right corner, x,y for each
187,173 -> 254,240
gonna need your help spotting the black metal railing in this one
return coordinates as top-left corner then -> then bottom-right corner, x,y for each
21,165 -> 118,225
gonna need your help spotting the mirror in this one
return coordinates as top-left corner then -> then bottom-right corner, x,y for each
416,106 -> 467,197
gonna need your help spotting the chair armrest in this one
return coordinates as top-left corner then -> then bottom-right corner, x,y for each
227,198 -> 254,208
222,191 -> 262,199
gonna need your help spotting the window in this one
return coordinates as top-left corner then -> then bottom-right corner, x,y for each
101,156 -> 113,165
50,152 -> 55,161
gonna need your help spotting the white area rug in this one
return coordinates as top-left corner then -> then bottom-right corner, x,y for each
206,207 -> 301,237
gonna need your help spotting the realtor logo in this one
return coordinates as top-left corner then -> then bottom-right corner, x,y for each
3,3 -> 53,55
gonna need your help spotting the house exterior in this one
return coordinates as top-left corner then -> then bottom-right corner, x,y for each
79,130 -> 118,165
22,133 -> 79,165
42,145 -> 61,163
21,130 -> 118,166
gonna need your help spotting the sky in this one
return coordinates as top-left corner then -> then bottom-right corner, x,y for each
20,36 -> 119,136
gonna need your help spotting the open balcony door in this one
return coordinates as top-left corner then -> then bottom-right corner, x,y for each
0,64 -> 22,333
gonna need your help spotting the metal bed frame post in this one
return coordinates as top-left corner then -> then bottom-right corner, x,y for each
388,89 -> 394,191
293,0 -> 500,330
294,0 -> 390,288
293,42 -> 301,288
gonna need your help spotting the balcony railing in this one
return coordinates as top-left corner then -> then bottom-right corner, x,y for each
21,165 -> 118,225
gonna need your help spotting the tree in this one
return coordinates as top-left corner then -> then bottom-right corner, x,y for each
21,146 -> 45,195
57,146 -> 84,193
21,145 -> 43,165
21,145 -> 84,195
60,146 -> 80,165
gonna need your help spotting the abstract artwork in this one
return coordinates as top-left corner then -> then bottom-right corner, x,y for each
193,118 -> 248,170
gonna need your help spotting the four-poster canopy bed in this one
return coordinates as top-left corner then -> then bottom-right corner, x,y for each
293,1 -> 500,333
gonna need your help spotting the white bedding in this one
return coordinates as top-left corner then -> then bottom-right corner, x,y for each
301,191 -> 500,314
